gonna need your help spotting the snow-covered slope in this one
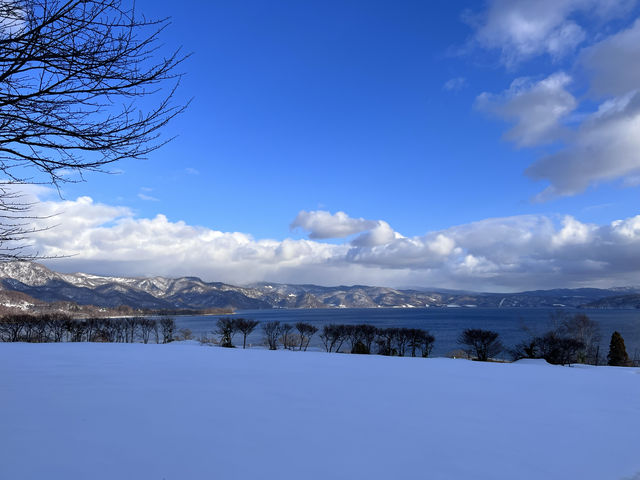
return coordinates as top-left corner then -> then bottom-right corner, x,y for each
0,261 -> 272,309
1,343 -> 639,480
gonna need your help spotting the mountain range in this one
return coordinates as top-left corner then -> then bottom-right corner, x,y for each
0,261 -> 639,311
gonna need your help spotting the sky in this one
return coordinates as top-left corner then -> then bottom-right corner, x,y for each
16,0 -> 640,291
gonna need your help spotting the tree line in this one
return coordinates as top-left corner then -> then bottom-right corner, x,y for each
214,315 -> 634,366
212,318 -> 436,357
0,314 -> 177,344
1,312 -> 635,367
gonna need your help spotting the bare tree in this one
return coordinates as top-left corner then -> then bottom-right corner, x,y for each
295,322 -> 317,351
376,328 -> 398,356
419,331 -> 435,358
139,318 -> 157,344
124,317 -> 139,343
112,318 -> 127,342
560,313 -> 601,364
535,331 -> 584,366
215,317 -> 237,348
280,323 -> 293,350
359,324 -> 377,354
45,313 -> 68,342
262,321 -> 281,350
235,318 -> 259,349
159,316 -> 175,343
0,0 -> 187,259
344,325 -> 358,352
95,318 -> 115,342
66,318 -> 86,342
407,329 -> 436,358
395,328 -> 411,357
0,314 -> 28,341
319,324 -> 347,353
347,324 -> 378,354
84,317 -> 99,342
457,329 -> 503,361
21,315 -> 40,341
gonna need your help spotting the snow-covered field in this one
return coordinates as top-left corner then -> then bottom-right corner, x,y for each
2,343 -> 639,480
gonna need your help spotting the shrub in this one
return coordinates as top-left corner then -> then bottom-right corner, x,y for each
177,328 -> 193,341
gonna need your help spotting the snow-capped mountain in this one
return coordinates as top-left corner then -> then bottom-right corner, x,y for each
0,262 -> 272,309
0,261 -> 636,310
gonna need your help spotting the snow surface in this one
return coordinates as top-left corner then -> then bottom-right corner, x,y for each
1,343 -> 640,480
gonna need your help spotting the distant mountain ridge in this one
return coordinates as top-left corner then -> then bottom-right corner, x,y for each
0,261 -> 638,311
582,294 -> 640,309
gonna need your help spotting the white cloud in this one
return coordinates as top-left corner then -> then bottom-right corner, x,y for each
351,221 -> 400,247
526,91 -> 640,198
551,216 -> 595,247
469,0 -> 635,66
18,193 -> 640,291
476,72 -> 577,147
290,210 -> 378,239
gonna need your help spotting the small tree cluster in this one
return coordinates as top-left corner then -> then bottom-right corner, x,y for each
258,321 -> 318,351
316,324 -> 435,357
510,333 -> 584,366
376,327 -> 435,357
0,314 -> 176,344
509,314 -> 601,365
215,317 -> 260,348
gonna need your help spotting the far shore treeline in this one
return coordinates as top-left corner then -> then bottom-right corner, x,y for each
0,313 -> 636,367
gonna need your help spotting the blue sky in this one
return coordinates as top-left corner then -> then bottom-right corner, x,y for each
25,0 -> 640,290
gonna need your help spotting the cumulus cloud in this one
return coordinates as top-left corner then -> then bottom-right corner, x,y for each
526,91 -> 640,198
469,0 -> 635,66
290,210 -> 378,239
351,221 -> 402,247
18,193 -> 640,291
291,210 -> 403,247
476,72 -> 576,147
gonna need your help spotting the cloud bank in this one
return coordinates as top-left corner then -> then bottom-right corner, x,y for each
20,192 -> 640,291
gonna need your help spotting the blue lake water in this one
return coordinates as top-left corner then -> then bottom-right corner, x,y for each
173,308 -> 640,359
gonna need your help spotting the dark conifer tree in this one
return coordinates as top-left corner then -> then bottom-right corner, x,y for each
607,331 -> 630,366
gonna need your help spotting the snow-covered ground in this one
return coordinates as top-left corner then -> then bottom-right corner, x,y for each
2,343 -> 639,480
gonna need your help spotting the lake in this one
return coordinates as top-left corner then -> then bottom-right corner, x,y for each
172,307 -> 640,359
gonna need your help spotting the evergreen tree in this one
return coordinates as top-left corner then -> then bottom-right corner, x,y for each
607,331 -> 630,366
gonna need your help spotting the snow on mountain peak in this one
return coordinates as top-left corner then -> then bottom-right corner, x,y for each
0,261 -> 59,286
